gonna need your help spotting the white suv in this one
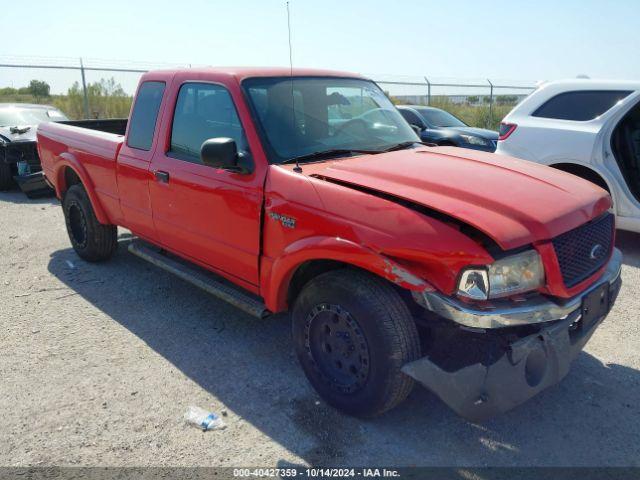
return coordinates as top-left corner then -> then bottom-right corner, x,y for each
496,80 -> 640,233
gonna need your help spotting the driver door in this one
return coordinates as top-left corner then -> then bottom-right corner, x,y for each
148,81 -> 262,287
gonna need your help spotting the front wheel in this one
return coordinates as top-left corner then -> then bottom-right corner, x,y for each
292,269 -> 421,417
62,184 -> 117,262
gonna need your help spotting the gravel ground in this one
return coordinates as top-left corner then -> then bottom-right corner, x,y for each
1,190 -> 639,467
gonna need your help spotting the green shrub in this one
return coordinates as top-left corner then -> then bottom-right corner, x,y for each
0,78 -> 132,120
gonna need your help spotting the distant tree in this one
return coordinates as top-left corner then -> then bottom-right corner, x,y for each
28,80 -> 51,102
496,95 -> 518,105
467,95 -> 479,104
62,78 -> 132,119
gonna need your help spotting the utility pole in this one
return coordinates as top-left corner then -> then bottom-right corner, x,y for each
424,77 -> 431,106
487,79 -> 494,127
80,58 -> 89,119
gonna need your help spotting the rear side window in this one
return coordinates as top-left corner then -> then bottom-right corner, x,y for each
532,90 -> 631,121
127,81 -> 165,150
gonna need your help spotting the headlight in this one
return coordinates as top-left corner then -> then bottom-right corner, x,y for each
459,134 -> 490,146
457,250 -> 545,300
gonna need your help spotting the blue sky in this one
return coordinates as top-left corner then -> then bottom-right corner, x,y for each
1,0 -> 638,93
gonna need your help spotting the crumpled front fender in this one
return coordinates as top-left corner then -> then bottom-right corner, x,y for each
262,235 -> 433,312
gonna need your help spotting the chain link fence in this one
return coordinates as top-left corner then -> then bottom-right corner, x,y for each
372,74 -> 536,129
1,56 -> 537,129
0,56 -> 193,119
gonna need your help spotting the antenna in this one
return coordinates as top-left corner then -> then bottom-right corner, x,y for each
286,1 -> 302,173
286,1 -> 294,79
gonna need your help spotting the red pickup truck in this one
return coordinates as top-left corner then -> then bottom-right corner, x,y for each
38,67 -> 622,421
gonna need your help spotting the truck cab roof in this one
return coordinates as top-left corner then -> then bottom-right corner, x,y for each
140,66 -> 367,83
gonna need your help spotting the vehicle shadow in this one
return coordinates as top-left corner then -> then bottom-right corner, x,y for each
0,189 -> 57,205
616,229 -> 640,267
46,238 -> 640,467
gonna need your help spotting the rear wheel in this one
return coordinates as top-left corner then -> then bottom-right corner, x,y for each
0,162 -> 14,190
292,269 -> 420,417
62,184 -> 117,262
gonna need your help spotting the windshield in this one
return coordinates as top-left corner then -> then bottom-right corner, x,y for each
243,77 -> 419,164
417,108 -> 467,128
0,106 -> 68,127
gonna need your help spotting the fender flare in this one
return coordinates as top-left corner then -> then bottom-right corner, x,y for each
262,235 -> 432,312
54,152 -> 110,225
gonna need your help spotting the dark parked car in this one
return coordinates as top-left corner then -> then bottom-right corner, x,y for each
397,105 -> 498,152
0,103 -> 126,198
0,103 -> 69,196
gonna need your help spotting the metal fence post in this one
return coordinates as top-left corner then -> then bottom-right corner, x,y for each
487,79 -> 494,128
80,58 -> 89,119
424,77 -> 431,105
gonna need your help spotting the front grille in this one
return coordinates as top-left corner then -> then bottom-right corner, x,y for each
5,141 -> 39,165
552,213 -> 614,288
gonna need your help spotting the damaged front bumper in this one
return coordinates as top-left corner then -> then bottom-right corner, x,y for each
403,249 -> 622,422
414,249 -> 622,329
1,140 -> 53,198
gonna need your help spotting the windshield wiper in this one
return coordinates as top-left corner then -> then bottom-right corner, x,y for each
380,141 -> 434,153
281,143 -> 434,167
281,148 -> 379,165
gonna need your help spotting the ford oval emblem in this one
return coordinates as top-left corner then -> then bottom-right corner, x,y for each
590,244 -> 605,261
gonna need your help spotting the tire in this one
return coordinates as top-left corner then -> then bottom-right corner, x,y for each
62,184 -> 117,262
292,269 -> 421,417
0,162 -> 14,190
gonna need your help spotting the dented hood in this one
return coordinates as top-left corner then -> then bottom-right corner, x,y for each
304,146 -> 611,250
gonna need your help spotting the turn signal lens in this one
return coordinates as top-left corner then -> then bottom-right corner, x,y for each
458,269 -> 490,301
457,250 -> 545,301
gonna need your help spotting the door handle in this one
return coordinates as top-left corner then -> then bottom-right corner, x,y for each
155,170 -> 170,183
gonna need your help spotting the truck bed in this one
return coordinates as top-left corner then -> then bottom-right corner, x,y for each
3,118 -> 127,198
60,118 -> 128,136
37,121 -> 126,222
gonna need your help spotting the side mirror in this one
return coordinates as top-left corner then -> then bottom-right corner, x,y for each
200,137 -> 248,173
410,124 -> 423,135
